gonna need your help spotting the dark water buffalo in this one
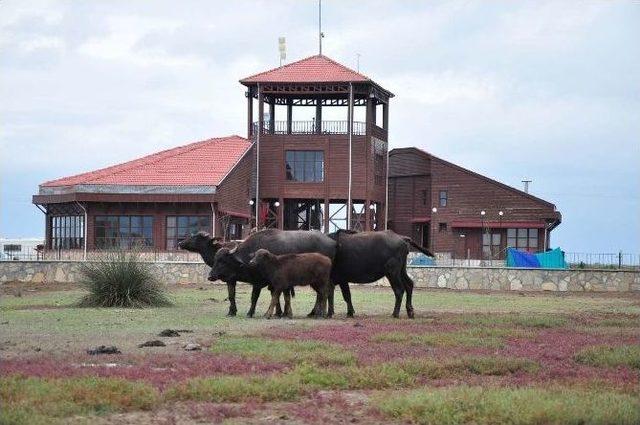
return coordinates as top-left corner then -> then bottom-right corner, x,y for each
208,229 -> 337,317
178,232 -> 246,316
317,230 -> 434,319
249,249 -> 332,318
178,232 -> 225,267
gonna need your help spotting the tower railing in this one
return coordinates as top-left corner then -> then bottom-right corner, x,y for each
252,120 -> 366,136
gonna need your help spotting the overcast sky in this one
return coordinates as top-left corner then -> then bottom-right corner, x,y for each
1,1 -> 638,253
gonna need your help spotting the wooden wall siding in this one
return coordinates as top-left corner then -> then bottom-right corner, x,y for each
82,202 -> 213,251
388,148 -> 559,256
216,148 -> 253,216
257,134 -> 385,203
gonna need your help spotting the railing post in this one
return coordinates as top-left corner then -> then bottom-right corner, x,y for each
618,251 -> 622,269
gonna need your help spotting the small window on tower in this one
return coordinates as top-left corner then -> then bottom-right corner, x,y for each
439,222 -> 447,232
439,191 -> 448,207
421,190 -> 427,206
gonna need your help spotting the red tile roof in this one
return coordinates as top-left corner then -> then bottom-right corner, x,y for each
41,135 -> 252,187
240,54 -> 371,84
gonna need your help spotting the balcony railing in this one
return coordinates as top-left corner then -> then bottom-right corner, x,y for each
253,120 -> 366,136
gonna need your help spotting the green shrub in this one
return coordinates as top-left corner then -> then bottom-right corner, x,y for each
78,250 -> 172,308
574,345 -> 640,369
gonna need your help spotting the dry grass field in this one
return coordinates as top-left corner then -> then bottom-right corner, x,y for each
1,282 -> 639,424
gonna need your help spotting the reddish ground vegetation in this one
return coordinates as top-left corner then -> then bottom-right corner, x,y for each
0,352 -> 286,390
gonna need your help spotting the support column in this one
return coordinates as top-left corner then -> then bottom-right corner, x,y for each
278,198 -> 284,230
364,200 -> 371,231
256,85 -> 263,228
315,98 -> 322,134
269,102 -> 275,134
247,88 -> 253,138
286,100 -> 293,134
347,84 -> 353,230
323,198 -> 329,233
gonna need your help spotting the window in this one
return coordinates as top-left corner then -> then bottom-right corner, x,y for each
482,233 -> 501,258
95,216 -> 153,249
167,216 -> 211,250
439,222 -> 447,232
507,228 -> 539,252
50,215 -> 84,249
421,190 -> 427,206
285,151 -> 324,182
3,244 -> 21,252
439,191 -> 448,207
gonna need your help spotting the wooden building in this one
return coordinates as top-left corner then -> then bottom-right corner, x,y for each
33,54 -> 561,257
388,147 -> 561,260
240,55 -> 392,232
32,136 -> 254,253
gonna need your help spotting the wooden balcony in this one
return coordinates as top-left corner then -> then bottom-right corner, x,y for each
252,120 -> 367,136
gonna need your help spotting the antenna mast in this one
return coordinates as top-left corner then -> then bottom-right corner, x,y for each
318,0 -> 323,55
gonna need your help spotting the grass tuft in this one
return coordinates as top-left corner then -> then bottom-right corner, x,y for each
211,336 -> 356,366
377,385 -> 640,425
574,345 -> 640,369
453,314 -> 569,328
77,250 -> 172,308
0,376 -> 159,422
372,327 -> 533,348
165,374 -> 302,403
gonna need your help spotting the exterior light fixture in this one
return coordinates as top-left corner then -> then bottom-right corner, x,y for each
480,210 -> 486,216
369,203 -> 376,210
274,201 -> 280,207
498,211 -> 504,216
432,207 -> 437,213
249,200 -> 255,206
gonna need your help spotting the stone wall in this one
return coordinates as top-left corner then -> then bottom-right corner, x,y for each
0,261 -> 638,292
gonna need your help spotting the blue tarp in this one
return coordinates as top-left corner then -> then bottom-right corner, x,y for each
410,254 -> 436,266
506,248 -> 540,268
506,247 -> 568,269
535,248 -> 568,269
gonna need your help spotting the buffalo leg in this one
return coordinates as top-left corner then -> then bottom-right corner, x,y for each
283,290 -> 293,318
402,266 -> 415,319
265,289 -> 280,319
247,284 -> 264,318
308,292 -> 322,317
226,281 -> 238,317
338,282 -> 355,317
386,260 -> 405,318
272,287 -> 283,318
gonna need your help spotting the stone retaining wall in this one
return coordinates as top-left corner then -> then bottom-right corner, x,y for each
0,261 -> 638,292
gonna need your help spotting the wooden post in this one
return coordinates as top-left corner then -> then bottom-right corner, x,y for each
315,98 -> 322,134
269,102 -> 275,134
323,198 -> 330,233
247,88 -> 253,138
347,84 -> 353,230
278,198 -> 284,230
256,85 -> 263,228
287,100 -> 293,134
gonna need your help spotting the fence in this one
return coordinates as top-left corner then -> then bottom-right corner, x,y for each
565,252 -> 640,270
2,249 -> 639,271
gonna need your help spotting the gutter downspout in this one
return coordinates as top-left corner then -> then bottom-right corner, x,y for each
75,201 -> 87,261
210,202 -> 216,238
256,82 -> 261,230
347,82 -> 353,230
384,104 -> 389,231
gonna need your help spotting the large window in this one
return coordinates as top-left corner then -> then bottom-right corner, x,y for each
167,216 -> 211,250
95,216 -> 153,249
507,228 -> 539,252
285,151 -> 324,182
51,215 -> 84,249
482,232 -> 501,258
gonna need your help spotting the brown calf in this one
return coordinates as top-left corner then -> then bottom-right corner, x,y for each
248,249 -> 332,319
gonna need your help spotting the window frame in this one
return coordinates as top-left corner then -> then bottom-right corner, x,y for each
94,215 -> 154,249
285,150 -> 324,183
166,215 -> 211,250
439,190 -> 448,207
506,228 -> 539,252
